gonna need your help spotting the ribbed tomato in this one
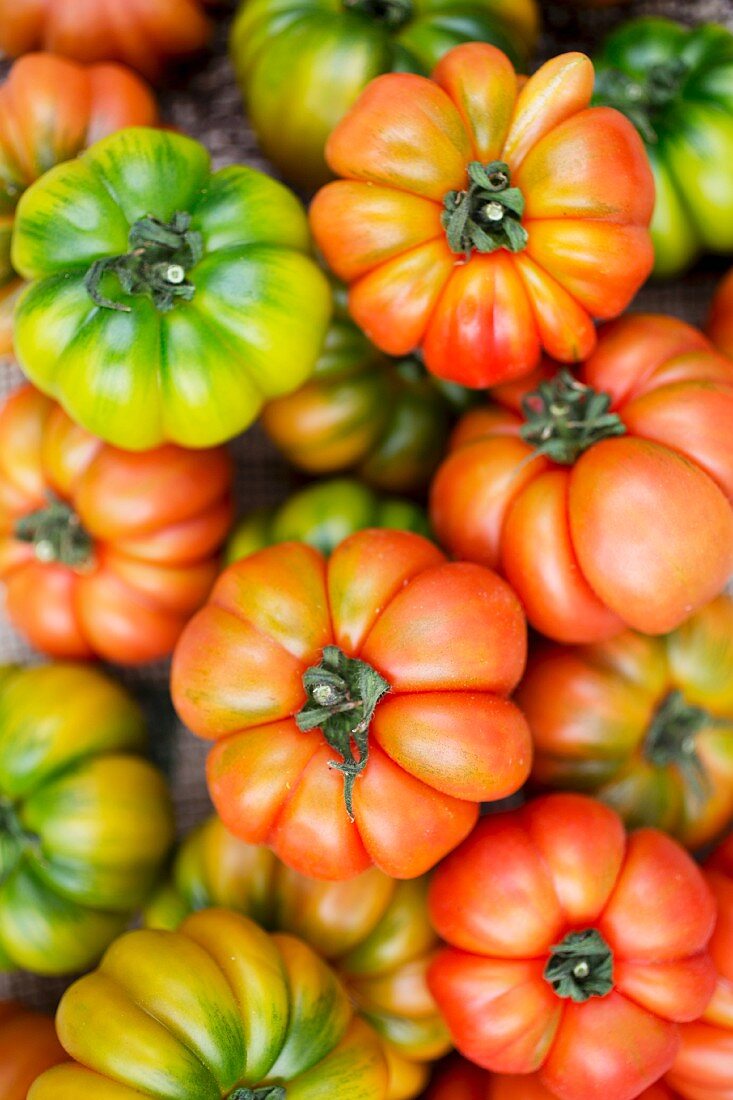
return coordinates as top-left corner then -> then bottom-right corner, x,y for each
428,793 -> 717,1100
423,1056 -> 679,1098
310,43 -> 654,387
430,314 -> 733,642
172,528 -> 531,880
0,1002 -> 67,1100
0,385 -> 233,663
709,269 -> 733,361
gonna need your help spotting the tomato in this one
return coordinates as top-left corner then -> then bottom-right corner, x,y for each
709,269 -> 733,361
667,836 -> 733,1100
144,815 -> 450,1100
29,909 -> 389,1099
430,313 -> 733,642
0,662 -> 175,975
310,43 -> 654,388
423,1056 -> 678,1099
226,479 -> 431,565
0,385 -> 233,664
594,19 -> 733,278
262,286 -> 461,493
0,53 -> 158,357
0,1002 -> 67,1100
11,127 -> 332,450
516,594 -> 733,849
0,0 -> 213,82
172,528 -> 531,881
428,793 -> 717,1100
231,0 -> 538,192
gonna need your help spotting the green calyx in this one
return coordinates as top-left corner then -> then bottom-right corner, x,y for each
644,689 -> 716,809
520,370 -> 627,464
544,928 -> 614,1002
594,59 -> 689,144
230,1088 -> 287,1100
343,0 -> 412,28
85,211 -> 203,313
296,645 -> 390,820
14,496 -> 94,570
442,161 -> 528,258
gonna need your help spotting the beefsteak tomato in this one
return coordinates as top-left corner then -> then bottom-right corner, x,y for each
594,18 -> 733,277
29,909 -> 389,1099
0,1001 -> 67,1100
0,0 -> 213,82
11,127 -> 332,449
0,53 -> 158,357
709,269 -> 733,361
231,0 -> 539,191
225,479 -> 430,564
430,313 -> 733,642
172,528 -> 531,880
0,385 -> 233,664
310,43 -> 654,387
428,793 -> 717,1100
516,594 -> 733,849
0,662 -> 175,975
144,814 -> 450,1100
423,1056 -> 678,1099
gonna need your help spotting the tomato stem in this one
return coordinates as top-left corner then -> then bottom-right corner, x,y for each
296,645 -> 390,820
84,211 -> 203,313
442,161 -> 527,258
520,370 -> 627,464
14,495 -> 94,570
229,1088 -> 287,1099
343,0 -> 412,28
544,928 -> 614,1002
644,689 -> 716,809
594,60 -> 689,144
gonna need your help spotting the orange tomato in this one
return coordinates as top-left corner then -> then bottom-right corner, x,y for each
708,269 -> 733,361
310,43 -> 654,388
0,385 -> 233,663
423,1056 -> 679,1099
430,314 -> 733,642
0,1002 -> 67,1100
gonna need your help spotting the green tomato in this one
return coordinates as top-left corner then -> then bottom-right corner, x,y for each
231,0 -> 539,190
225,477 -> 431,563
11,127 -> 332,449
594,18 -> 733,277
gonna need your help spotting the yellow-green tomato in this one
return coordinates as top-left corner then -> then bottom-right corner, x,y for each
11,127 -> 332,450
0,663 -> 175,975
29,909 -> 389,1100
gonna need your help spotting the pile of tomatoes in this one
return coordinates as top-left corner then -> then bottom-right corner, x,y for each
0,1 -> 732,1099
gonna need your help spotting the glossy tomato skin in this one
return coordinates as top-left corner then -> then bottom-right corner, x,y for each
0,0 -> 213,82
0,53 -> 158,356
144,815 -> 450,1100
262,287 -> 458,493
231,0 -> 538,191
517,595 -> 733,848
0,1002 -> 67,1100
11,128 -> 332,449
310,43 -> 654,388
0,385 -> 233,664
423,1056 -> 678,1098
0,663 -> 175,975
172,528 -> 531,881
226,478 -> 431,565
430,314 -> 733,642
594,19 -> 733,277
428,793 -> 717,1100
709,269 -> 733,360
29,910 -> 389,1100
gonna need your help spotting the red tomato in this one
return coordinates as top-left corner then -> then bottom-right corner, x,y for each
708,269 -> 733,361
310,43 -> 654,388
428,793 -> 717,1100
0,385 -> 233,664
424,1056 -> 679,1099
0,1002 -> 67,1100
430,314 -> 733,642
172,528 -> 531,880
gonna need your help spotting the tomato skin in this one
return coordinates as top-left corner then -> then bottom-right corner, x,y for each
172,529 -> 531,881
430,314 -> 733,642
0,385 -> 233,664
0,662 -> 175,976
28,909 -> 389,1099
144,814 -> 450,1100
310,43 -> 654,387
231,0 -> 538,191
709,269 -> 733,361
424,1056 -> 679,1099
428,793 -> 716,1100
0,1002 -> 67,1100
0,0 -> 212,81
11,127 -> 332,450
594,19 -> 733,277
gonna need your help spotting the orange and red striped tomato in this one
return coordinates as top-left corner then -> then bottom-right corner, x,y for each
310,43 -> 654,388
